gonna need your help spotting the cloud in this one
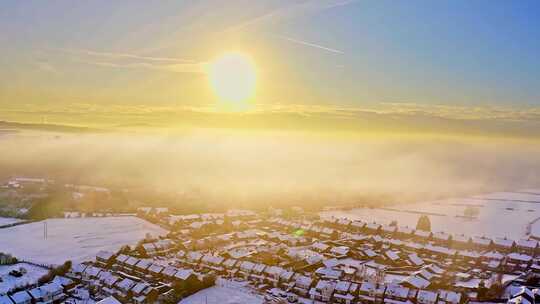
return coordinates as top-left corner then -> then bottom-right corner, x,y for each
52,48 -> 206,74
223,0 -> 359,33
2,102 -> 540,139
34,61 -> 60,74
57,48 -> 194,63
275,34 -> 344,54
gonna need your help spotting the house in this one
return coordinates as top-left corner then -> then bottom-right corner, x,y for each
384,250 -> 401,264
96,250 -> 116,266
387,238 -> 404,248
124,256 -> 141,272
438,290 -> 462,304
358,282 -> 386,303
423,244 -> 456,257
330,246 -> 350,257
508,287 -> 534,304
133,284 -> 158,304
493,237 -> 515,252
424,264 -> 444,276
134,259 -> 153,274
365,222 -> 381,233
472,236 -> 492,249
482,250 -> 504,262
186,251 -> 204,265
99,271 -> 121,288
337,218 -> 351,227
96,296 -> 122,304
402,275 -> 431,289
239,261 -> 256,277
263,266 -> 284,285
223,258 -> 239,276
384,284 -> 410,302
517,239 -> 538,255
451,234 -> 472,249
362,248 -> 378,259
154,239 -> 175,254
82,265 -> 102,280
457,250 -> 480,262
334,281 -> 358,304
28,282 -> 65,303
408,253 -> 424,266
116,278 -> 137,295
131,282 -> 150,296
69,263 -> 88,278
382,224 -> 397,235
279,270 -> 295,289
0,295 -> 13,304
115,254 -> 130,267
141,243 -> 157,256
433,232 -> 451,245
293,275 -> 313,296
51,275 -> 76,290
316,267 -> 343,280
250,263 -> 267,282
174,268 -> 197,283
396,226 -> 414,239
507,253 -> 532,270
9,291 -> 32,304
201,254 -> 224,271
310,280 -> 336,302
312,242 -> 330,253
351,221 -> 365,231
161,266 -> 178,280
414,229 -> 431,240
148,264 -> 164,277
416,290 -> 438,304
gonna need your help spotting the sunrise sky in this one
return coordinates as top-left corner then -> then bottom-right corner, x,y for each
1,0 -> 540,137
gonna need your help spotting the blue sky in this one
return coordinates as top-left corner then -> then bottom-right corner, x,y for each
1,0 -> 539,127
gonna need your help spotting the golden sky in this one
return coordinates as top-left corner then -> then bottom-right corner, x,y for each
1,1 -> 540,139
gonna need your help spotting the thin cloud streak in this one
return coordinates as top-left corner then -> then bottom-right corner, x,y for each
223,0 -> 359,34
73,59 -> 206,74
276,34 -> 344,54
50,48 -> 206,74
57,48 -> 195,63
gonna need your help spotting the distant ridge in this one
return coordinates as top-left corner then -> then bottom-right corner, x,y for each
0,120 -> 103,133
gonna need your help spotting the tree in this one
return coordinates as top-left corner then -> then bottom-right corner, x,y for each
477,280 -> 488,301
464,206 -> 479,218
416,215 -> 431,232
202,274 -> 216,288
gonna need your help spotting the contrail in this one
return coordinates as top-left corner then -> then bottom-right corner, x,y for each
277,35 -> 344,54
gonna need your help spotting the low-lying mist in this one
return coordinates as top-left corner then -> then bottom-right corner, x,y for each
1,130 -> 539,209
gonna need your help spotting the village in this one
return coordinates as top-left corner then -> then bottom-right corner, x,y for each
2,204 -> 540,304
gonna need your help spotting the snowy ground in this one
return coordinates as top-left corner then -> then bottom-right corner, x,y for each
0,217 -> 23,226
0,263 -> 49,295
178,279 -> 263,304
0,217 -> 167,265
321,190 -> 540,239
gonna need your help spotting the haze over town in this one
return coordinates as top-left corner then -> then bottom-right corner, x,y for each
1,1 -> 540,304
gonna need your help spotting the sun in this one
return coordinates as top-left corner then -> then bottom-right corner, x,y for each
207,52 -> 257,109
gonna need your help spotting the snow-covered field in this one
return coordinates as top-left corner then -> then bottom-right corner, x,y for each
0,263 -> 49,294
178,280 -> 263,304
0,217 -> 23,226
322,190 -> 540,240
0,217 -> 167,265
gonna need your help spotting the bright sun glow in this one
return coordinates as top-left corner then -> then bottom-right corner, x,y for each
208,52 -> 257,109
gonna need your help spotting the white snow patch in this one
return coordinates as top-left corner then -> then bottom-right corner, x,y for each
178,280 -> 263,304
0,217 -> 23,226
322,191 -> 540,239
0,263 -> 49,295
0,217 -> 167,265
